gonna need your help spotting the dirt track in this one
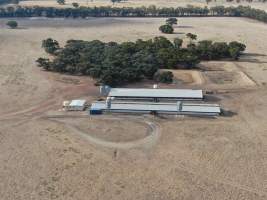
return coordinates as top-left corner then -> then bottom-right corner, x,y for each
46,116 -> 161,149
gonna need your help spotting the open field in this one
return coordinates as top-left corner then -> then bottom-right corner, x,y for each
0,17 -> 267,199
18,0 -> 267,11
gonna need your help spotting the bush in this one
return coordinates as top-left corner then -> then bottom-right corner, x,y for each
72,2 -> 79,8
154,71 -> 174,84
159,24 -> 174,34
41,38 -> 60,55
57,0 -> 65,5
6,20 -> 17,28
166,18 -> 177,25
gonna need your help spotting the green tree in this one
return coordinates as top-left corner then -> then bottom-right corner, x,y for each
159,24 -> 174,34
186,33 -> 197,41
36,58 -> 51,70
166,18 -> 177,25
37,37 -> 245,86
42,38 -> 60,55
229,47 -> 240,60
173,38 -> 183,49
6,20 -> 17,29
154,71 -> 174,83
72,2 -> 79,8
10,0 -> 19,4
57,0 -> 65,5
111,0 -> 121,5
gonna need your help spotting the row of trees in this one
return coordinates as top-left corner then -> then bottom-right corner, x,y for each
0,5 -> 266,23
0,0 -> 19,5
36,36 -> 246,86
206,0 -> 267,3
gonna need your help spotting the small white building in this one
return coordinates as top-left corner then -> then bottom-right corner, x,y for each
67,100 -> 87,111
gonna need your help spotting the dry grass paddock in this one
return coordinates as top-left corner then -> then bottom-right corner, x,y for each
0,17 -> 267,199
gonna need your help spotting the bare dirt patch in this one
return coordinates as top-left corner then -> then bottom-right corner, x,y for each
201,61 -> 257,89
161,69 -> 204,85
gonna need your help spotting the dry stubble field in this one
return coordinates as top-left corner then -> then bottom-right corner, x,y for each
0,17 -> 267,199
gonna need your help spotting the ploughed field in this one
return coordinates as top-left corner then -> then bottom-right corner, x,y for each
0,17 -> 267,199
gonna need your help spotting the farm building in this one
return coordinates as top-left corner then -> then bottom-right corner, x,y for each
66,100 -> 87,111
90,101 -> 221,116
108,88 -> 203,101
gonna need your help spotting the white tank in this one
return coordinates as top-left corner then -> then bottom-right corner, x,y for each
106,97 -> 112,109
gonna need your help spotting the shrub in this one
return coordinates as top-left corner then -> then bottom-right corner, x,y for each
42,38 -> 60,55
6,20 -> 17,28
72,2 -> 79,8
154,71 -> 174,84
159,24 -> 174,34
57,0 -> 65,5
166,18 -> 177,25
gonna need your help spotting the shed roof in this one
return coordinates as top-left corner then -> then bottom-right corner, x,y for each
69,100 -> 86,107
90,101 -> 220,114
108,88 -> 203,99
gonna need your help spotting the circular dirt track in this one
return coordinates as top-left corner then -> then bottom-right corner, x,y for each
47,116 -> 160,149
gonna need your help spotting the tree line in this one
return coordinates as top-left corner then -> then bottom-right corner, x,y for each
0,5 -> 266,23
0,0 -> 18,5
36,36 -> 246,86
206,0 -> 267,3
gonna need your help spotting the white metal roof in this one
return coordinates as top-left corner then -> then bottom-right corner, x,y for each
69,100 -> 86,107
90,101 -> 220,114
182,104 -> 221,113
108,88 -> 203,99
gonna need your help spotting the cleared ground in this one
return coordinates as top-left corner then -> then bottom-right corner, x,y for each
18,0 -> 267,11
0,17 -> 267,199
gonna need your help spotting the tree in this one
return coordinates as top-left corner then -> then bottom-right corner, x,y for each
10,0 -> 19,4
159,24 -> 174,34
111,0 -> 121,5
229,47 -> 240,60
42,38 -> 60,55
72,2 -> 79,8
173,38 -> 183,49
154,71 -> 174,83
37,36 -> 246,86
166,18 -> 177,26
229,41 -> 246,52
6,20 -> 17,28
186,33 -> 197,41
228,41 -> 246,60
36,58 -> 51,70
57,0 -> 65,5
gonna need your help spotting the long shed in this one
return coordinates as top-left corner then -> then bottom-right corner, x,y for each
108,88 -> 203,100
90,101 -> 220,116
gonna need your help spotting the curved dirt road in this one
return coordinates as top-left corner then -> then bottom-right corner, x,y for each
47,116 -> 160,149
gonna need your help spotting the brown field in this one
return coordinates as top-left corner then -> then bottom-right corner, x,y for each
0,17 -> 267,199
17,0 -> 267,11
